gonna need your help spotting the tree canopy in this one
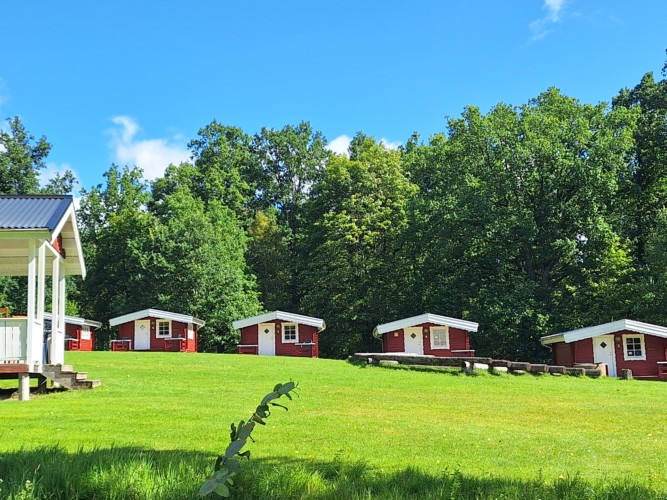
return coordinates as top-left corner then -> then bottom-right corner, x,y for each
4,60 -> 667,359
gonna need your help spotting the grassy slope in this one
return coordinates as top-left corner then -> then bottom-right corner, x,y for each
1,352 -> 666,498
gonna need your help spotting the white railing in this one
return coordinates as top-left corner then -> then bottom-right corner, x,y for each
0,318 -> 28,363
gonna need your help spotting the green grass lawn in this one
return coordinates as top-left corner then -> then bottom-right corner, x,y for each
1,352 -> 666,499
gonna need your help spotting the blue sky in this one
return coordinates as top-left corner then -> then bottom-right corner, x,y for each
1,1 -> 665,190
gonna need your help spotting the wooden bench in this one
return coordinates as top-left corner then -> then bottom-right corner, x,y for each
658,362 -> 667,381
164,337 -> 185,352
110,339 -> 132,351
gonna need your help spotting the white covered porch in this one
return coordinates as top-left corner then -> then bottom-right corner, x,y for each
0,195 -> 86,400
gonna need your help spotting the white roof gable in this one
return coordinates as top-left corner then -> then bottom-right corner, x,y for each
541,319 -> 667,345
232,311 -> 326,331
109,308 -> 205,327
373,313 -> 479,337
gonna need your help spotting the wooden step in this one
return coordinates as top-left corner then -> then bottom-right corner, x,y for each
41,365 -> 100,391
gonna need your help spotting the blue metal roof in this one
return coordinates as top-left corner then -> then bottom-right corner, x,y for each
0,195 -> 74,231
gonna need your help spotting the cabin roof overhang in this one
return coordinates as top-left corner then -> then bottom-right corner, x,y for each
232,311 -> 326,331
0,195 -> 86,278
540,319 -> 667,346
109,308 -> 205,327
43,312 -> 102,329
373,313 -> 479,338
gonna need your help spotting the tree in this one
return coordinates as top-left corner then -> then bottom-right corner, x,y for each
613,72 -> 667,267
246,210 -> 295,311
152,122 -> 256,221
251,122 -> 330,230
42,170 -> 78,195
0,116 -> 51,195
300,135 -> 415,357
403,89 -> 637,360
76,165 -> 154,332
150,188 -> 261,350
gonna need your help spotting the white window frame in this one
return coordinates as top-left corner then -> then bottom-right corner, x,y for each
81,325 -> 91,341
430,326 -> 450,350
622,334 -> 646,361
282,323 -> 298,343
156,320 -> 172,338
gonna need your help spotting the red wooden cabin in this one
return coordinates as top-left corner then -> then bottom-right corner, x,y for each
109,308 -> 204,352
44,313 -> 101,351
373,313 -> 479,357
541,319 -> 667,380
232,311 -> 325,357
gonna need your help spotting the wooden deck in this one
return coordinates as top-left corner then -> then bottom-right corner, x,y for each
0,363 -> 29,374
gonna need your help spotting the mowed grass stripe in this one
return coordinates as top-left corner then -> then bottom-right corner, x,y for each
1,352 -> 665,498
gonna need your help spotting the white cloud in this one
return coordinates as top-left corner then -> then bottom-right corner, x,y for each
380,138 -> 402,150
108,115 -> 189,180
327,135 -> 402,156
530,0 -> 567,41
327,134 -> 352,156
545,0 -> 565,21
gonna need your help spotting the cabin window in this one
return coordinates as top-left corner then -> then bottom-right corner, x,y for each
157,320 -> 172,338
81,325 -> 91,341
282,323 -> 298,343
430,326 -> 450,349
623,334 -> 646,361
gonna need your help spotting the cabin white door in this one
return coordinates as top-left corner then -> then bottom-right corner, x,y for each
403,327 -> 424,354
258,323 -> 276,356
134,320 -> 151,350
593,335 -> 616,377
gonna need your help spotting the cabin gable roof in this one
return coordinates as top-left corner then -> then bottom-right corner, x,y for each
373,313 -> 479,337
541,319 -> 667,345
109,308 -> 205,327
232,311 -> 326,331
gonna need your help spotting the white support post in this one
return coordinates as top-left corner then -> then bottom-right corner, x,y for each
50,256 -> 61,365
18,373 -> 30,401
52,260 -> 66,365
35,242 -> 46,370
25,240 -> 40,371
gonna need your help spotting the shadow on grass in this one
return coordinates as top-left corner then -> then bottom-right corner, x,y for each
0,447 -> 662,499
0,446 -> 211,500
238,456 -> 663,500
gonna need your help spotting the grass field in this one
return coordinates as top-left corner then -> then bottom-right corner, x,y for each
0,352 -> 666,499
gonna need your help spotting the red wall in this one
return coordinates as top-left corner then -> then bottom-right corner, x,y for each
551,342 -> 574,366
552,331 -> 667,378
573,339 -> 594,364
64,323 -> 95,351
116,317 -> 198,352
382,323 -> 473,357
238,320 -> 319,357
240,325 -> 259,346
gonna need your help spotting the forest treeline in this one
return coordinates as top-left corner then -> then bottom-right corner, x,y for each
1,66 -> 666,361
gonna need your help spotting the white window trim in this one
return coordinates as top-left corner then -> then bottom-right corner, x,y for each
429,326 -> 450,350
282,323 -> 299,344
81,325 -> 91,341
622,334 -> 646,361
156,320 -> 172,338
